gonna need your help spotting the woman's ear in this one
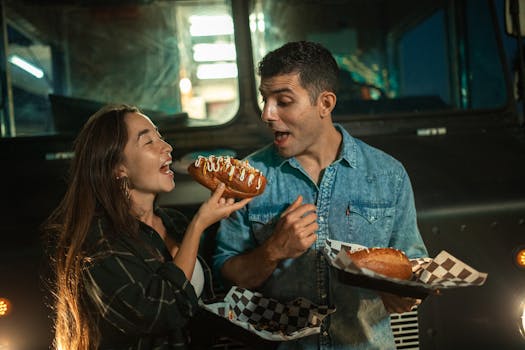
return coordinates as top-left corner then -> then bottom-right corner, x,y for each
115,164 -> 128,179
318,91 -> 337,118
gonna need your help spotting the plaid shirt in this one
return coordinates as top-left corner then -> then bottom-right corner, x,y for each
82,207 -> 214,349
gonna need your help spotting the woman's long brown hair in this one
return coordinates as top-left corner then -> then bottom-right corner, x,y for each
44,104 -> 140,350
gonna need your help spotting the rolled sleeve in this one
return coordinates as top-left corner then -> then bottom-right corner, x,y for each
212,206 -> 254,282
84,249 -> 199,335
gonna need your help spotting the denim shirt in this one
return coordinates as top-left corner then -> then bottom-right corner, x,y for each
213,124 -> 428,350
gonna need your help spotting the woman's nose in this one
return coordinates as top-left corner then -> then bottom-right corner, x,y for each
162,139 -> 173,153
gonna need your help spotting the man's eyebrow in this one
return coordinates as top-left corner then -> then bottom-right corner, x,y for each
259,87 -> 293,95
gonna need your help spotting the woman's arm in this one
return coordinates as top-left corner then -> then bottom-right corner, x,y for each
173,183 -> 252,280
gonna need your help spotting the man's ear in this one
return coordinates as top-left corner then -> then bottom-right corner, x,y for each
318,91 -> 337,118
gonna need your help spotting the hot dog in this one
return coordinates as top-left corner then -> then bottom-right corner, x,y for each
187,155 -> 267,198
346,247 -> 413,280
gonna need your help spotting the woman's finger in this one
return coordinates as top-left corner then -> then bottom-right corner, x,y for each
227,197 -> 253,211
210,182 -> 226,201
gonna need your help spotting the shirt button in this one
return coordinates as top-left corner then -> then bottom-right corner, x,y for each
323,331 -> 328,336
319,217 -> 324,222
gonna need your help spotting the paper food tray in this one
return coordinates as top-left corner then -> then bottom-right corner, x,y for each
201,286 -> 335,341
323,239 -> 488,299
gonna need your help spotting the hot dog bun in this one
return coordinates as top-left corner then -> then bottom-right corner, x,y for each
346,247 -> 413,280
187,155 -> 267,198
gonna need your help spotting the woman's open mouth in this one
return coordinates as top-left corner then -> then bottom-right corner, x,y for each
160,159 -> 173,175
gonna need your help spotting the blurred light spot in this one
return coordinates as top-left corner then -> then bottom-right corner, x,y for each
0,298 -> 12,317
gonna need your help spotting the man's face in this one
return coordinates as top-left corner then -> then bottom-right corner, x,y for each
259,73 -> 323,159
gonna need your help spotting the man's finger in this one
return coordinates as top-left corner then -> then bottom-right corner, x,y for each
287,203 -> 317,221
280,195 -> 303,217
296,219 -> 318,238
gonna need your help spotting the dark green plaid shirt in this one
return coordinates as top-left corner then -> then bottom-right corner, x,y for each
82,207 -> 213,349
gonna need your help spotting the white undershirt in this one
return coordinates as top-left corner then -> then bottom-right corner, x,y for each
190,259 -> 204,297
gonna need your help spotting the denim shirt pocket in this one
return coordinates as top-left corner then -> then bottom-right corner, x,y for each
248,210 -> 281,245
346,204 -> 395,247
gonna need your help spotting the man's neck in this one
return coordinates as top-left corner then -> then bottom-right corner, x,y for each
296,126 -> 342,183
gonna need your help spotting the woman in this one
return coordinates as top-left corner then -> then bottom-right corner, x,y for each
44,104 -> 250,349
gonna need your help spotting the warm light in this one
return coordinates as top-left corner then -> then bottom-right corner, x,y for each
193,43 -> 236,62
0,297 -> 12,317
0,338 -> 11,349
179,78 -> 192,94
520,301 -> 525,337
196,63 -> 237,80
516,248 -> 525,268
189,15 -> 233,37
8,54 -> 44,78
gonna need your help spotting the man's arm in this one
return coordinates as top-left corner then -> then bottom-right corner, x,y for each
381,167 -> 427,312
389,168 -> 428,258
220,195 -> 318,289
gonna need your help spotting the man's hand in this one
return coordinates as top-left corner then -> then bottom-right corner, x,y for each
264,195 -> 318,262
220,195 -> 318,289
379,292 -> 421,314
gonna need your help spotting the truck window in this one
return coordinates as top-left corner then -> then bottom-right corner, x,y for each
1,0 -> 239,137
249,0 -> 508,117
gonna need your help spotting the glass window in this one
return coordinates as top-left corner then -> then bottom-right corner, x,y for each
5,24 -> 53,136
466,0 -> 508,109
2,0 -> 238,137
249,0 -> 508,117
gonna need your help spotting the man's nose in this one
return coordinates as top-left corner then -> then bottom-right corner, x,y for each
260,103 -> 278,123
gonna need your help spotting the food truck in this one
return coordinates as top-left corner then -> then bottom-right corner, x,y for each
0,0 -> 524,348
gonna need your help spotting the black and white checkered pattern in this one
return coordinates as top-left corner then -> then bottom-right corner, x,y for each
324,238 -> 366,258
417,251 -> 487,286
201,287 -> 335,341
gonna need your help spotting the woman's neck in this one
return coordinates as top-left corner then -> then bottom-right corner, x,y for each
130,194 -> 156,226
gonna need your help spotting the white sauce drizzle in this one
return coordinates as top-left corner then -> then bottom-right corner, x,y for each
193,155 -> 264,190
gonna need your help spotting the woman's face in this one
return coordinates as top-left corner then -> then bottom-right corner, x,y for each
118,112 -> 174,201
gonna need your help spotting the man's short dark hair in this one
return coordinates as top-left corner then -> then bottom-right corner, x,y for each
257,41 -> 339,104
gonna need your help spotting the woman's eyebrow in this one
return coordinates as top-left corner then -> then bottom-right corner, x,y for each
136,126 -> 159,141
137,128 -> 151,141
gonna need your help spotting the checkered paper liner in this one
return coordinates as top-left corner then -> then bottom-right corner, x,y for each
323,239 -> 487,292
201,286 -> 336,341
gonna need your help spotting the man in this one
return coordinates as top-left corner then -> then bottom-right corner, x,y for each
213,41 -> 428,349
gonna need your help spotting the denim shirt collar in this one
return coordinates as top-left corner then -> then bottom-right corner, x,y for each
275,123 -> 357,170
